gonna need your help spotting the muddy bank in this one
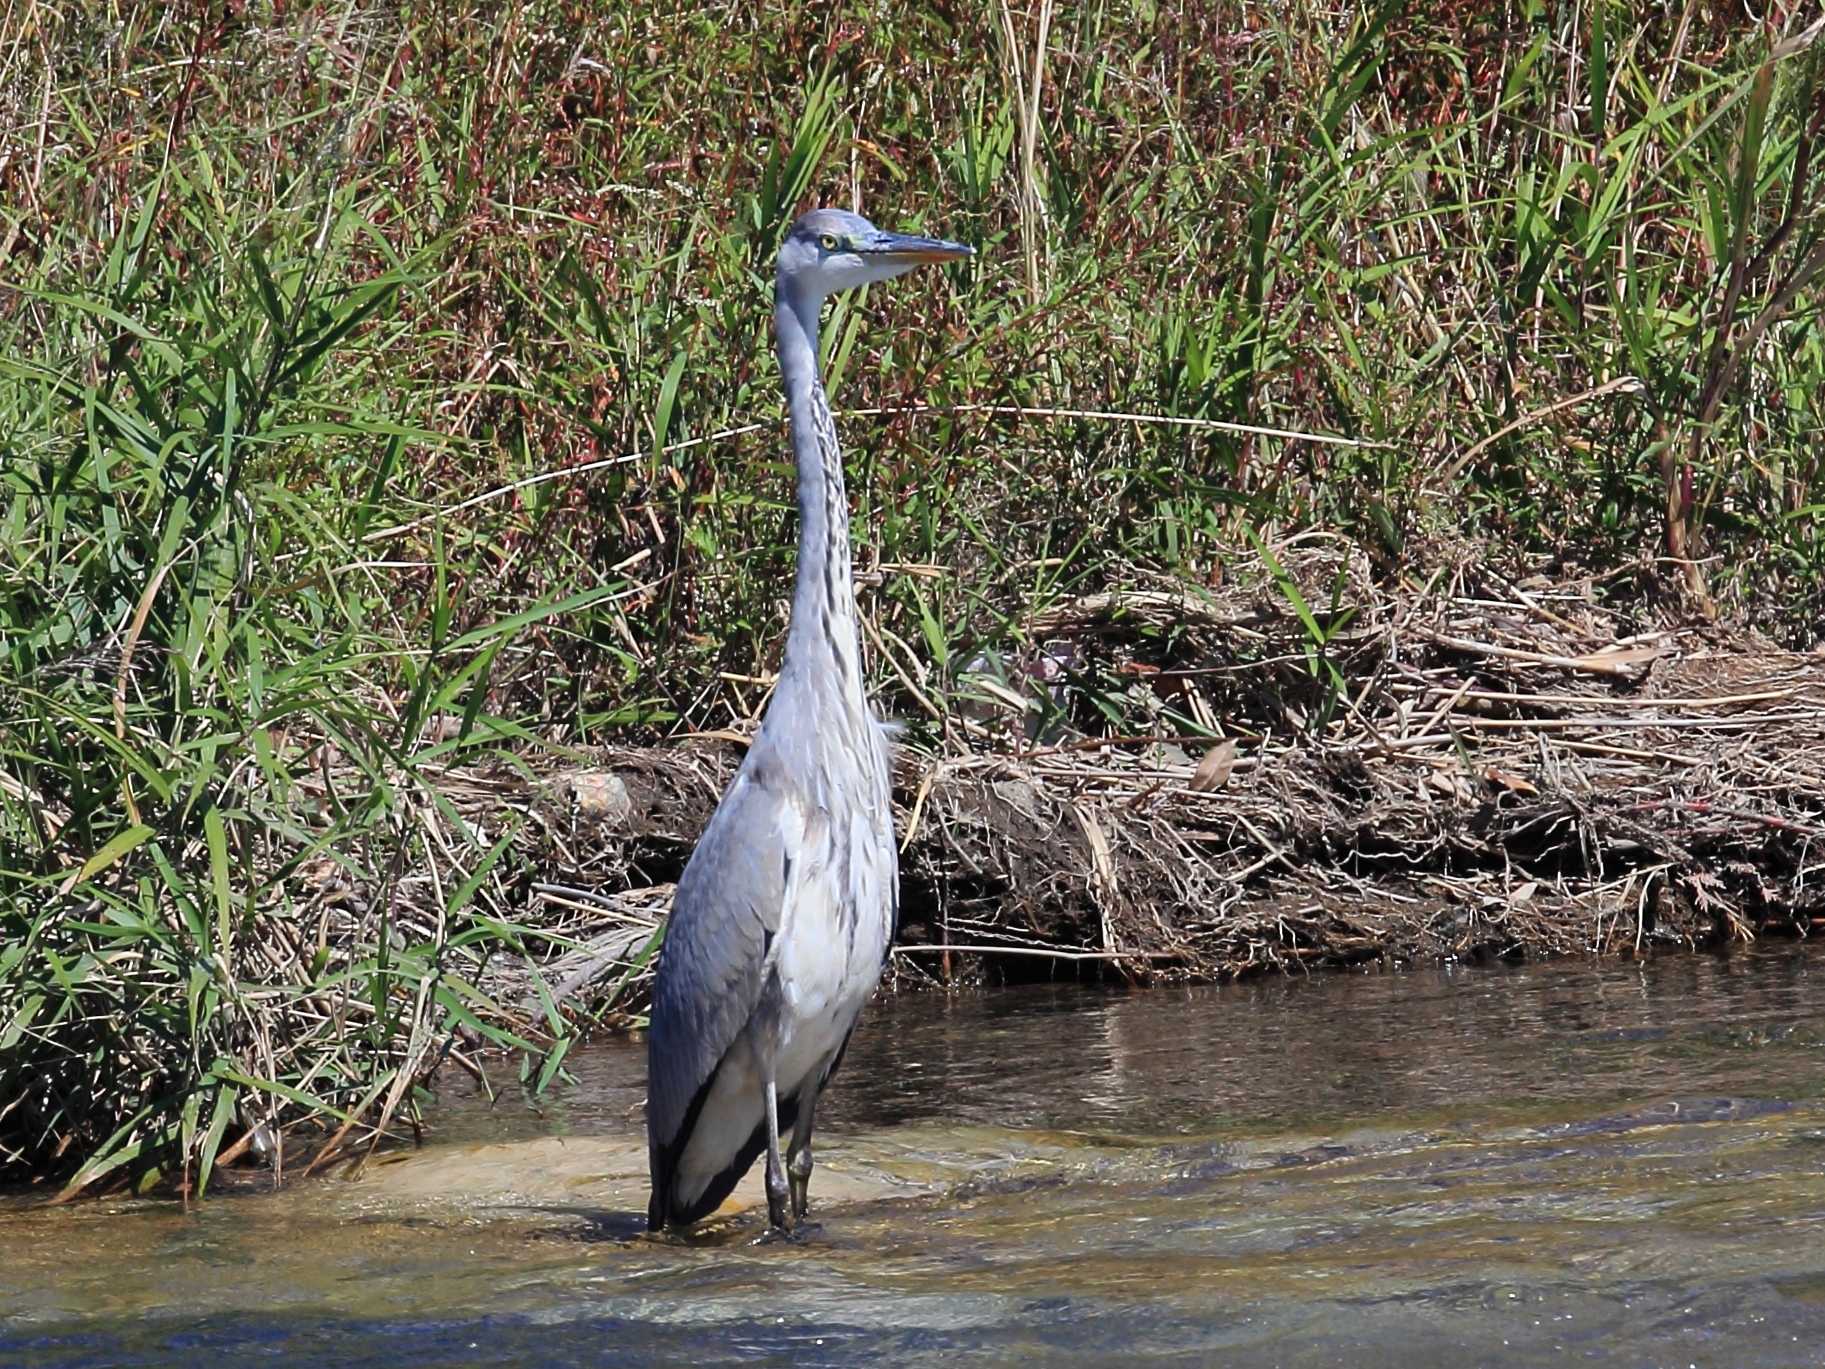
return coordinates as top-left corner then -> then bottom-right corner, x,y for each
417,547 -> 1825,1022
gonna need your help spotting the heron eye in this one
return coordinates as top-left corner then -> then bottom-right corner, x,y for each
817,233 -> 841,252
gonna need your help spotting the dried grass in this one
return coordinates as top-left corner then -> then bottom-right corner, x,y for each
363,544 -> 1825,1023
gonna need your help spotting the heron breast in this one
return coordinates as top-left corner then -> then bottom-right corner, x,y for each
771,807 -> 892,1071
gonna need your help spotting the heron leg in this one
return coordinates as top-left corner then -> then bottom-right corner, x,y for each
786,1094 -> 817,1221
762,1078 -> 792,1232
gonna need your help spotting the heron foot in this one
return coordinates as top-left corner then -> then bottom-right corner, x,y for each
764,1164 -> 794,1232
787,1144 -> 813,1220
754,1218 -> 822,1246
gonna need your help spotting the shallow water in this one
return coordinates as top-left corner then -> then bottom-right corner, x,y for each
4,946 -> 1825,1367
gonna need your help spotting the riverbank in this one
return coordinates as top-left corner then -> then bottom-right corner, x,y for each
451,544 -> 1824,1029
7,1 -> 1825,1200
7,542 -> 1824,1200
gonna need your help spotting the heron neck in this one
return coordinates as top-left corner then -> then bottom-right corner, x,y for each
774,281 -> 865,710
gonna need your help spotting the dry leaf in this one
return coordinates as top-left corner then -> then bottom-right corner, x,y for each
1569,642 -> 1665,674
1190,739 -> 1238,792
1483,765 -> 1539,795
1427,769 -> 1470,801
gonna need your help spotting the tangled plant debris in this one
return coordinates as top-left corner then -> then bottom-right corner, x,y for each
474,545 -> 1825,1024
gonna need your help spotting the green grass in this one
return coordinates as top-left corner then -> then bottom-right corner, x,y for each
2,0 -> 1823,1194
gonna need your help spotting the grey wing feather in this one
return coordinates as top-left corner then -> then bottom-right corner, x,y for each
645,754 -> 800,1156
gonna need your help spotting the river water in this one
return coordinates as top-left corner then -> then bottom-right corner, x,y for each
3,946 -> 1823,1367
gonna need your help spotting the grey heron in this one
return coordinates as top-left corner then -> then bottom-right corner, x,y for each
645,208 -> 972,1233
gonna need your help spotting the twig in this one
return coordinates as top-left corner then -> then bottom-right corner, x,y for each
1444,686 -> 1805,710
1444,376 -> 1647,480
1421,629 -> 1665,675
893,943 -> 1182,963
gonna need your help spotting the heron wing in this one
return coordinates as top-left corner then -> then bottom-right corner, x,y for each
645,750 -> 813,1210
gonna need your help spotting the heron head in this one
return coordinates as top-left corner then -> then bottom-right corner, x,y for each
776,208 -> 972,302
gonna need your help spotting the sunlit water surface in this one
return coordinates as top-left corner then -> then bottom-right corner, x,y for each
4,946 -> 1824,1367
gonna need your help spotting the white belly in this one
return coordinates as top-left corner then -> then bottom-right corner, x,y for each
772,808 -> 893,1093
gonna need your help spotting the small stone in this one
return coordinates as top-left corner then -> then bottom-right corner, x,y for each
566,771 -> 634,827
